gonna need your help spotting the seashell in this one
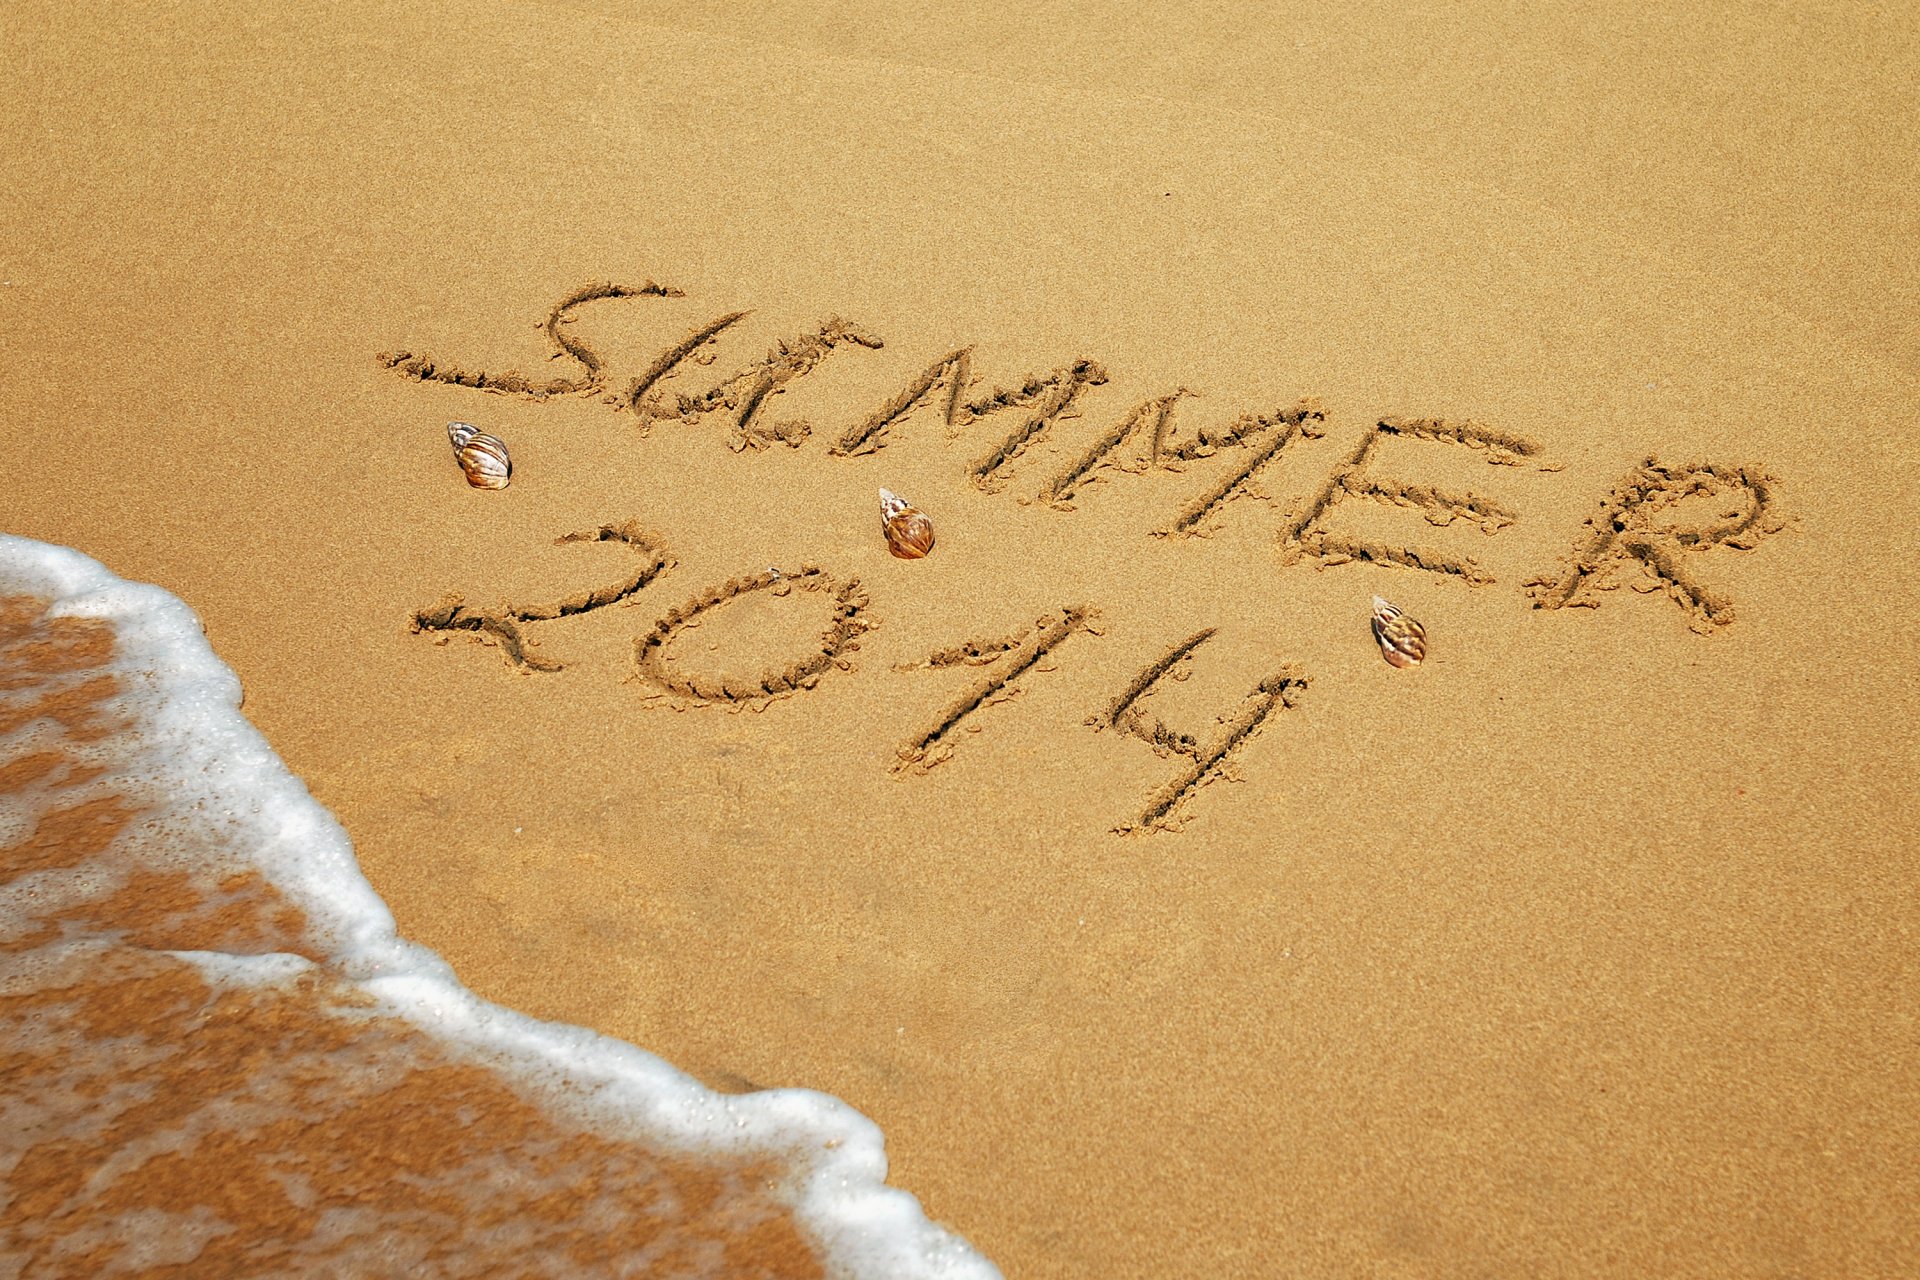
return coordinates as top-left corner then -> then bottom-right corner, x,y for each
1370,595 -> 1426,668
448,421 -> 511,489
879,487 -> 935,559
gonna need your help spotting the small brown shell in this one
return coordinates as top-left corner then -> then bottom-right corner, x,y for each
879,487 -> 935,559
448,421 -> 511,490
1370,595 -> 1426,668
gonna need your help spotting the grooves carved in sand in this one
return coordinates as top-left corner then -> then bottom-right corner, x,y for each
894,607 -> 1093,771
380,281 -> 685,400
1278,417 -> 1556,586
1091,629 -> 1309,833
409,522 -> 673,672
1158,400 -> 1329,536
629,317 -> 885,453
378,288 -> 1787,621
387,283 -> 1796,832
633,567 -> 873,707
1525,457 -> 1788,632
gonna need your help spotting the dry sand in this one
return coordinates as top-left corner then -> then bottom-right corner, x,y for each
5,1 -> 1918,1274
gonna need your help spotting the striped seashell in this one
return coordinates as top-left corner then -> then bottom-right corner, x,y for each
879,487 -> 935,559
448,421 -> 511,489
1370,595 -> 1426,668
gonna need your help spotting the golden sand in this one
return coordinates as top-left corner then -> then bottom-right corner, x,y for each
5,1 -> 1917,1274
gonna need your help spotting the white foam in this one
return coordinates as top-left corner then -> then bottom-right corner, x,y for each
0,532 -> 1002,1280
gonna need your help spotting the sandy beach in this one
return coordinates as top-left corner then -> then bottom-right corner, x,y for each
6,1 -> 1918,1274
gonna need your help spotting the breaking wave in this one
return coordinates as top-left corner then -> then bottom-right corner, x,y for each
0,533 -> 998,1279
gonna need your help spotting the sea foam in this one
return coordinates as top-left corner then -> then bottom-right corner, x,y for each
0,532 -> 999,1278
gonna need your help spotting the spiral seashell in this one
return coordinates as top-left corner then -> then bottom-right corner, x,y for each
448,421 -> 511,489
1370,595 -> 1426,668
879,488 -> 936,559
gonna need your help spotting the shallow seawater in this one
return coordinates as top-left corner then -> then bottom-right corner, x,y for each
0,535 -> 997,1279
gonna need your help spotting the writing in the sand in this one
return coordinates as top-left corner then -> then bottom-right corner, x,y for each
388,282 -> 1789,832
